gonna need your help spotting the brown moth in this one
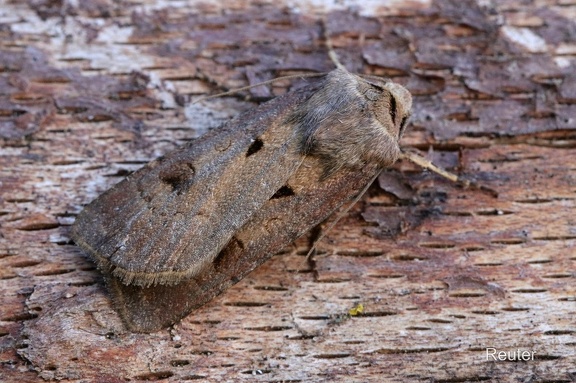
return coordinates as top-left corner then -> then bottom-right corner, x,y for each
71,67 -> 412,332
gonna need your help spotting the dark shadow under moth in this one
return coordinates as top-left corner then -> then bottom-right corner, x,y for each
71,68 -> 412,332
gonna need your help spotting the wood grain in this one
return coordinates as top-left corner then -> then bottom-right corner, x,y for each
1,0 -> 575,381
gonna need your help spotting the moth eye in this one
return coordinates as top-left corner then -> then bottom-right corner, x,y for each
158,162 -> 195,192
270,185 -> 295,199
246,138 -> 264,157
364,88 -> 380,101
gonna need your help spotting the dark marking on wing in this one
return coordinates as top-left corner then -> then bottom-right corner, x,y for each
246,138 -> 264,156
159,162 -> 195,193
270,185 -> 295,199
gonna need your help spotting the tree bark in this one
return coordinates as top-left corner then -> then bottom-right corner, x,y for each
1,0 -> 575,381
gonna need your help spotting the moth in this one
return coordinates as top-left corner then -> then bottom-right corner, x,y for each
71,67 -> 412,333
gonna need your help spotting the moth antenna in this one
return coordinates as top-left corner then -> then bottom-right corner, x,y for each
192,73 -> 325,104
400,150 -> 497,197
306,170 -> 381,260
321,20 -> 347,71
400,150 -> 463,184
325,36 -> 347,71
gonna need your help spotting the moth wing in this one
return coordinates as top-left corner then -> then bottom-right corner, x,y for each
108,157 -> 382,332
72,85 -> 318,287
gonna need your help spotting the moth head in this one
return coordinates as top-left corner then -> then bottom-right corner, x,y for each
292,69 -> 413,176
360,75 -> 412,141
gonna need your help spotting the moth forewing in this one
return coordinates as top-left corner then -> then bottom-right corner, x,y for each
72,81 -> 322,287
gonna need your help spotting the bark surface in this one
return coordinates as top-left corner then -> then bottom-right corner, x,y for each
1,0 -> 575,381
